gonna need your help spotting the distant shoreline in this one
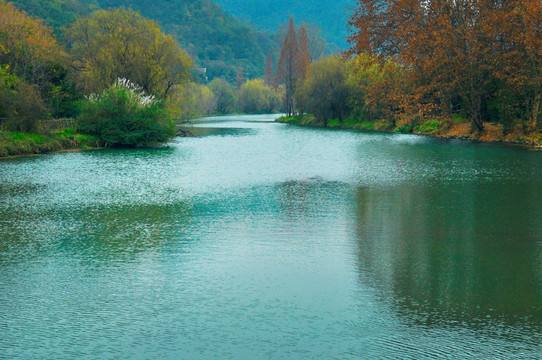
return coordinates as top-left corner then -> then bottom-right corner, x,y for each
276,115 -> 542,150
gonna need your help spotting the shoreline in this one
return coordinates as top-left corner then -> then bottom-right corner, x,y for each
0,129 -> 101,160
0,146 -> 105,160
276,115 -> 542,150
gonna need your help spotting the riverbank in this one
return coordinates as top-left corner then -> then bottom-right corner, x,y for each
0,129 -> 101,158
276,115 -> 542,148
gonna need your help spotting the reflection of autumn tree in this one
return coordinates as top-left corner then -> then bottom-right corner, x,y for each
354,182 -> 542,326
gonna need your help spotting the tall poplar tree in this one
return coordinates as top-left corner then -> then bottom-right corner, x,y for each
298,25 -> 310,81
264,51 -> 275,88
276,16 -> 300,116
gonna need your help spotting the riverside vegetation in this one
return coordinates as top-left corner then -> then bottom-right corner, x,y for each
0,1 -> 283,157
276,1 -> 542,148
2,0 -> 542,158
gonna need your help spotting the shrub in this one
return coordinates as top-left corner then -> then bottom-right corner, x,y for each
78,79 -> 175,147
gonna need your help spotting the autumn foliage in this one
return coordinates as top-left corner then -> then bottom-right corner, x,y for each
0,0 -> 73,130
347,0 -> 542,132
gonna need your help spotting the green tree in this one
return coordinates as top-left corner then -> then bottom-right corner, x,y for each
347,53 -> 404,123
208,78 -> 236,114
0,65 -> 46,133
166,82 -> 216,121
301,55 -> 352,126
238,79 -> 280,114
66,8 -> 192,98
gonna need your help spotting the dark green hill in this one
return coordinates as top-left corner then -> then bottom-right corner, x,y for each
82,0 -> 278,81
5,0 -> 89,34
213,0 -> 354,50
8,0 -> 278,82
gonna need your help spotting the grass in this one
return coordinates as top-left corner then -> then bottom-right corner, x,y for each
413,120 -> 445,135
0,128 -> 101,158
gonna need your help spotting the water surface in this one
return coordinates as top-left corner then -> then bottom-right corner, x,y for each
1,114 -> 541,358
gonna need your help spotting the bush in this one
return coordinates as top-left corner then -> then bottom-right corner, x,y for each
78,79 -> 175,147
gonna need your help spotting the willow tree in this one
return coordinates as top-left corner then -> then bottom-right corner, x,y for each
66,8 -> 192,98
301,55 -> 352,126
276,17 -> 300,117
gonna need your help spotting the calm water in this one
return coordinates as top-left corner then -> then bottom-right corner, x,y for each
1,114 -> 542,359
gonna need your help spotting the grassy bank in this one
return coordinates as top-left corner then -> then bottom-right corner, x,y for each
0,129 -> 101,158
276,115 -> 542,148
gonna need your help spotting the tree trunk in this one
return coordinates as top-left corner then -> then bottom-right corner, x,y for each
529,92 -> 541,131
469,91 -> 484,132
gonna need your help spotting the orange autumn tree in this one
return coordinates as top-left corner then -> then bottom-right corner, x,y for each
0,0 -> 66,89
347,0 -> 518,131
0,1 -> 75,129
298,25 -> 310,81
494,0 -> 542,130
264,51 -> 275,88
276,17 -> 300,117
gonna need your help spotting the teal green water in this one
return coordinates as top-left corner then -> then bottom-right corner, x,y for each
1,114 -> 542,358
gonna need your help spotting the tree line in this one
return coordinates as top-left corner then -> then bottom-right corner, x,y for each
0,1 -> 286,148
285,1 -> 542,136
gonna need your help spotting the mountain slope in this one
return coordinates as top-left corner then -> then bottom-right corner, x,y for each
5,0 -> 89,34
8,0 -> 278,82
212,0 -> 354,50
79,0 -> 278,81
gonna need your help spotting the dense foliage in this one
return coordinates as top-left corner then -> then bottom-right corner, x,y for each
0,3 -> 191,148
297,56 -> 351,126
347,0 -> 542,133
0,0 -> 77,131
79,79 -> 175,147
66,8 -> 192,97
6,0 -> 88,35
238,79 -> 280,114
166,82 -> 217,121
208,78 -> 236,115
75,0 -> 278,82
0,66 -> 46,133
9,0 -> 279,83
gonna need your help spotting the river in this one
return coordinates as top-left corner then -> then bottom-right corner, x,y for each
1,114 -> 541,358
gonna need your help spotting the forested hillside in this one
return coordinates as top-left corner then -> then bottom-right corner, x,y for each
213,0 -> 353,50
8,0 -> 278,82
5,0 -> 89,34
